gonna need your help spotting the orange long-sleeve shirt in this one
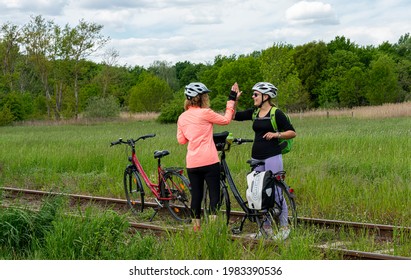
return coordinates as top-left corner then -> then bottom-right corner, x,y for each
177,101 -> 235,168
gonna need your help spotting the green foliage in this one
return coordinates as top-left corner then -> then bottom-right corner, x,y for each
148,60 -> 179,91
129,72 -> 173,112
0,200 -> 160,259
0,197 -> 61,258
395,33 -> 411,59
0,92 -> 34,121
397,59 -> 411,101
294,41 -> 329,106
327,36 -> 357,53
1,15 -> 411,120
40,208 -> 158,260
338,66 -> 367,107
1,116 -> 410,227
83,95 -> 120,118
0,105 -> 15,126
261,43 -> 295,83
210,94 -> 228,111
175,61 -> 206,88
366,54 -> 400,105
157,93 -> 185,123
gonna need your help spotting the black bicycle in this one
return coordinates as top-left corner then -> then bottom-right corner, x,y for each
205,131 -> 297,238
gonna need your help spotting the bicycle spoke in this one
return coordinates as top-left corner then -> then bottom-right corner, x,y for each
162,171 -> 192,223
123,169 -> 144,214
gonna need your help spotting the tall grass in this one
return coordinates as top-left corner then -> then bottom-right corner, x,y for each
0,201 -> 328,260
0,113 -> 410,226
0,198 -> 160,260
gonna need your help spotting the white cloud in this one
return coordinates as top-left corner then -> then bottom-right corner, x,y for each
286,1 -> 339,25
1,0 -> 69,15
1,0 -> 410,67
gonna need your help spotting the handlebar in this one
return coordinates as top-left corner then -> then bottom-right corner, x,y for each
233,138 -> 253,144
110,133 -> 156,147
213,131 -> 253,151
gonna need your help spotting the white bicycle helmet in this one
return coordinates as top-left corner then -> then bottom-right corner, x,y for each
184,82 -> 211,99
252,82 -> 278,98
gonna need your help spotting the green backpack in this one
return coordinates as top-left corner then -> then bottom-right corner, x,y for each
252,107 -> 294,154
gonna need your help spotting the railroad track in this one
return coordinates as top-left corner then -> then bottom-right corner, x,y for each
1,186 -> 410,260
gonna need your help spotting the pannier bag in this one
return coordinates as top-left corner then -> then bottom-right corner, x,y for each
246,170 -> 275,210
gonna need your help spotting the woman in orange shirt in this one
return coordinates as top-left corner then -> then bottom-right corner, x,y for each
177,82 -> 239,231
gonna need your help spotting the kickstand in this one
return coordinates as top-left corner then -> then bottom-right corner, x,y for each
149,207 -> 160,222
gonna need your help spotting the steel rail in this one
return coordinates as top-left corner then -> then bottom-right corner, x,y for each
2,187 -> 410,239
2,187 -> 410,260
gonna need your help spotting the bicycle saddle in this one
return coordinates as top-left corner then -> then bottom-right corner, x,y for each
247,159 -> 265,168
154,150 -> 170,158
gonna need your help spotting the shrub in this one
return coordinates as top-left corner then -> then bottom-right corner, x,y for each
157,95 -> 185,123
84,96 -> 120,118
0,106 -> 15,126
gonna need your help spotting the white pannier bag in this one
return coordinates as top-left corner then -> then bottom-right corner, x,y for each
246,170 -> 275,210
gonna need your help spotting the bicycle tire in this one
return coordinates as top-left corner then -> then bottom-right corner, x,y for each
123,167 -> 144,214
203,181 -> 231,224
258,181 -> 297,238
161,171 -> 192,223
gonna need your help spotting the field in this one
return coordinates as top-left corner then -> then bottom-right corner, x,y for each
0,102 -> 410,259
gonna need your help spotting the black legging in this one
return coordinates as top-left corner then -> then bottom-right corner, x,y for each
186,162 -> 220,219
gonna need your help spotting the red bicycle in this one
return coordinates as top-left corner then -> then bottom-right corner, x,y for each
111,134 -> 192,222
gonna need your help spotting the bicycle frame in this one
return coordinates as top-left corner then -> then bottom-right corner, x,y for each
214,131 -> 297,236
112,134 -> 192,222
130,145 -> 183,202
214,132 -> 256,216
219,148 -> 250,214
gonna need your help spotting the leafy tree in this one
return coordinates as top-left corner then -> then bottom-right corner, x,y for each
22,15 -> 55,117
210,94 -> 228,111
175,61 -> 206,89
396,59 -> 411,101
317,50 -> 364,107
278,74 -> 309,111
0,92 -> 34,121
260,43 -> 307,110
395,33 -> 411,59
197,64 -> 219,99
148,60 -> 179,91
62,19 -> 109,119
366,54 -> 399,105
213,55 -> 262,109
339,66 -> 367,107
129,72 -> 173,112
327,36 -> 357,54
0,105 -> 15,126
99,47 -> 119,97
355,45 -> 378,68
293,41 -> 329,107
378,41 -> 397,57
102,65 -> 145,108
0,22 -> 22,93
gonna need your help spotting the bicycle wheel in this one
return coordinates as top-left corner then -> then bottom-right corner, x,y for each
123,167 -> 144,214
258,181 -> 297,239
161,171 -> 192,223
203,181 -> 231,224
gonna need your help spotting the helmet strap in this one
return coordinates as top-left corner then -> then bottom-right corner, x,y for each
257,95 -> 269,108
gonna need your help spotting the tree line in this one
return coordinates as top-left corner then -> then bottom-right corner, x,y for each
1,15 -> 410,125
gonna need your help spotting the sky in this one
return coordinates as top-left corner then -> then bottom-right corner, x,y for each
1,0 -> 410,68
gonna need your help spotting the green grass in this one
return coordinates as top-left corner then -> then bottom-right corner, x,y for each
0,201 -> 329,260
0,116 -> 410,227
